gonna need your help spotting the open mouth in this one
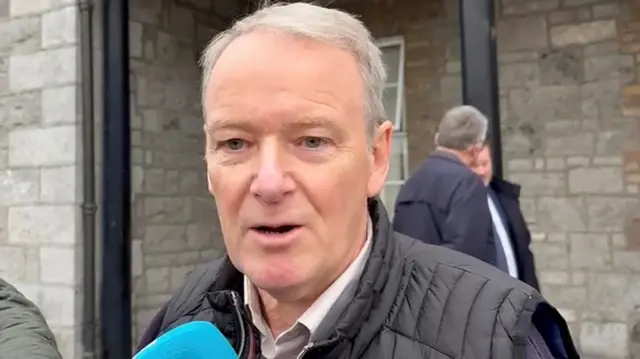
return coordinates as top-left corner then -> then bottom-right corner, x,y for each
252,225 -> 299,235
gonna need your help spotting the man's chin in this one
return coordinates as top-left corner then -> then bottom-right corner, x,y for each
246,263 -> 304,289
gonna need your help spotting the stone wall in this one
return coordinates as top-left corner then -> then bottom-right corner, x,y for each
496,1 -> 640,357
128,0 -> 243,342
337,0 -> 640,357
0,0 -> 82,357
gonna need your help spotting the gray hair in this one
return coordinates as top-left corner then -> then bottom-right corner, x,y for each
199,2 -> 387,138
436,105 -> 488,150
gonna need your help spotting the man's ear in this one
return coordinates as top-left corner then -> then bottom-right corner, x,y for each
206,170 -> 213,193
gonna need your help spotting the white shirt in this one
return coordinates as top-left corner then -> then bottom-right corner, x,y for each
487,195 -> 519,278
244,218 -> 373,359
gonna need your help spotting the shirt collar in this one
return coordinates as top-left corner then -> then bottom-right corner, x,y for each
244,216 -> 373,338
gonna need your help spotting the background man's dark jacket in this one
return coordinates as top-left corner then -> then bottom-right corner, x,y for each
393,150 -> 496,265
136,199 -> 578,359
490,177 -> 541,290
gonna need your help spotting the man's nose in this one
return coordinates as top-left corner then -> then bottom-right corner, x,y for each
249,141 -> 294,203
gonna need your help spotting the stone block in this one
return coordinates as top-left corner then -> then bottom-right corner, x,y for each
0,16 -> 41,56
498,51 -> 539,64
0,91 -> 41,127
537,197 -> 587,231
145,267 -> 170,294
550,20 -> 617,47
509,85 -> 581,123
539,284 -> 586,308
40,166 -> 77,203
0,1 -> 7,18
569,233 -> 611,269
9,0 -> 65,16
580,322 -> 629,357
167,3 -> 195,39
502,0 -> 559,16
624,150 -> 640,179
499,62 -> 539,88
132,239 -> 144,276
568,167 -> 623,194
507,158 -> 535,171
129,0 -> 163,24
538,47 -> 584,85
538,270 -> 570,285
0,169 -> 40,205
619,21 -> 640,54
587,196 -> 640,232
170,265 -> 192,290
52,328 -> 76,359
9,126 -> 76,167
545,132 -> 595,156
497,16 -> 548,52
143,225 -> 187,253
9,47 -> 76,92
585,54 -> 635,83
39,246 -> 75,284
129,22 -> 143,59
592,3 -> 622,19
584,41 -> 619,57
548,8 -> 591,26
595,125 -> 640,155
42,6 -> 77,48
531,242 -> 570,269
0,206 -> 7,242
624,217 -> 640,250
37,285 -> 76,327
509,172 -> 566,196
8,205 -> 76,244
563,0 -> 607,6
582,79 -> 623,118
0,245 -> 26,280
42,85 -> 77,124
622,85 -> 640,117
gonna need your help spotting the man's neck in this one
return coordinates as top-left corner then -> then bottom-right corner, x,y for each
257,290 -> 313,337
435,146 -> 471,166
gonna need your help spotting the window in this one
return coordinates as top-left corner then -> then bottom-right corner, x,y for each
377,37 -> 409,218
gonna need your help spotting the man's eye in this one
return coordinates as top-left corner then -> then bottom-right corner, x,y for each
300,137 -> 327,149
220,139 -> 246,151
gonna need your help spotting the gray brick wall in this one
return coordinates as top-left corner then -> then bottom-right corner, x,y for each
336,0 -> 640,356
0,0 -> 82,357
128,0 -> 238,342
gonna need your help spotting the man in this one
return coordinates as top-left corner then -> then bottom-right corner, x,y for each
137,3 -> 578,358
393,106 -> 496,265
472,144 -> 541,290
0,279 -> 62,359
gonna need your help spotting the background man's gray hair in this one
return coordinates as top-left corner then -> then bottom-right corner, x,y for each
436,105 -> 489,150
199,2 -> 387,138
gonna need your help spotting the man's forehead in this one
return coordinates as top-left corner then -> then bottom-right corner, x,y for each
212,31 -> 354,72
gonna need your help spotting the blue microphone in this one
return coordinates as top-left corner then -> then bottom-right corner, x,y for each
134,321 -> 238,359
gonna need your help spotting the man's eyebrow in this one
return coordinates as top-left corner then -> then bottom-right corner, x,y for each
281,116 -> 338,131
204,118 -> 255,132
204,116 -> 340,133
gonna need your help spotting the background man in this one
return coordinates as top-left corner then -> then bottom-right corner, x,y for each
472,144 -> 541,290
393,106 -> 496,265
